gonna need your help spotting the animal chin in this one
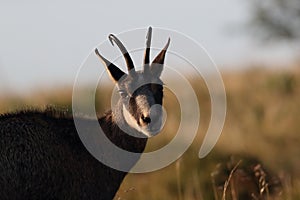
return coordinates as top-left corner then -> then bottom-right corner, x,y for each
122,105 -> 162,138
141,126 -> 161,137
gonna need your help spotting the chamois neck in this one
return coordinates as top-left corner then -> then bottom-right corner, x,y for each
111,100 -> 145,138
100,101 -> 147,153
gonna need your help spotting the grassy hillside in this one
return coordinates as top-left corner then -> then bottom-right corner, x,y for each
0,67 -> 299,199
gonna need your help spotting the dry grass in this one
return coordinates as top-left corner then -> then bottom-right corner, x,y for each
0,66 -> 300,199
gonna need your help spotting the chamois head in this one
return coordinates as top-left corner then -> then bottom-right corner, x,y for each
95,27 -> 170,137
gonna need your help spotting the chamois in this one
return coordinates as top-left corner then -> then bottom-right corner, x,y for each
0,27 -> 170,200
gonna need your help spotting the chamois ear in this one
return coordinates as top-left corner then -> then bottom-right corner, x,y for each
95,48 -> 126,83
150,38 -> 170,77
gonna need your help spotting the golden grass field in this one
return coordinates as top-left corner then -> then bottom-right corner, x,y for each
0,66 -> 299,200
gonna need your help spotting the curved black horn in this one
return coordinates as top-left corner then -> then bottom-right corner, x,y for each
143,27 -> 152,72
108,34 -> 135,75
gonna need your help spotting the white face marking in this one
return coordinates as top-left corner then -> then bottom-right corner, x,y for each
122,105 -> 152,137
136,95 -> 152,114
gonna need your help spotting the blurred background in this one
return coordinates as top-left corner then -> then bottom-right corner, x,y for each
0,0 -> 299,199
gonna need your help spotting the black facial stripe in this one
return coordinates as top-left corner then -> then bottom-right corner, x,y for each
131,84 -> 163,104
124,81 -> 164,127
150,83 -> 163,105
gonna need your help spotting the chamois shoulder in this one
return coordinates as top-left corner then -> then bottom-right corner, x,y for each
0,106 -> 73,120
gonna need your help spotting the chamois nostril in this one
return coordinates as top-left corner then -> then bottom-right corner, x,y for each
141,115 -> 151,124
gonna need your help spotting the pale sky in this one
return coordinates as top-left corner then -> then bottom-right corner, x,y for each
0,0 -> 296,94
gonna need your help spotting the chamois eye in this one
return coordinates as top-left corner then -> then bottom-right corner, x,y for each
119,90 -> 128,98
